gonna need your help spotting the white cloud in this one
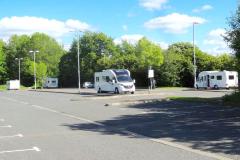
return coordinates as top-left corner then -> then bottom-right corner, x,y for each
157,41 -> 169,50
144,13 -> 206,34
193,4 -> 213,13
0,16 -> 93,40
139,0 -> 168,10
122,25 -> 128,31
203,28 -> 231,55
114,34 -> 144,45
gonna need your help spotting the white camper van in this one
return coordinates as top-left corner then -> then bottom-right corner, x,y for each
196,71 -> 238,89
43,78 -> 58,88
94,69 -> 135,94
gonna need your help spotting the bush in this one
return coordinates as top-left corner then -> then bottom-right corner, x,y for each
223,91 -> 240,106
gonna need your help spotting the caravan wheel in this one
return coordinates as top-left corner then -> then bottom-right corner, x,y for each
214,85 -> 219,90
98,88 -> 102,93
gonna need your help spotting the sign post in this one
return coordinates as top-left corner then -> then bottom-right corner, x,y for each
148,66 -> 154,91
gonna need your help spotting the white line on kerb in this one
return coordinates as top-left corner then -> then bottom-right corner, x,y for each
0,147 -> 40,154
0,134 -> 23,139
0,125 -> 12,128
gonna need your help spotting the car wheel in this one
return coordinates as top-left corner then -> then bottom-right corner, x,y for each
214,85 -> 219,90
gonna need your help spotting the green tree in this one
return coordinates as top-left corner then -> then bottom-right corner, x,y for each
136,37 -> 164,68
59,32 -> 117,87
29,33 -> 65,77
0,40 -> 7,84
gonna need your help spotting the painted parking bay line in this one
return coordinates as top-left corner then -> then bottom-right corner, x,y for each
0,125 -> 12,128
0,147 -> 40,154
0,134 -> 23,139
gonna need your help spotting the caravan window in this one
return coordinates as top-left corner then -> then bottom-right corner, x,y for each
52,80 -> 56,84
217,76 -> 222,80
211,76 -> 215,79
229,75 -> 234,80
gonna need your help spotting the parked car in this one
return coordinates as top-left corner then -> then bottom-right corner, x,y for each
83,82 -> 94,88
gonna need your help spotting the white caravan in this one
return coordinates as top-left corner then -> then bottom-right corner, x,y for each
94,69 -> 135,94
43,78 -> 58,88
196,71 -> 238,89
7,80 -> 20,90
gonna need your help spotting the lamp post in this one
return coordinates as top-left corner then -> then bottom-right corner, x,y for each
29,50 -> 39,90
15,57 -> 23,85
71,30 -> 82,93
193,22 -> 198,88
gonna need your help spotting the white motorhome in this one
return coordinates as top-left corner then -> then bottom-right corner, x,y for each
196,71 -> 238,89
43,78 -> 58,88
94,69 -> 135,94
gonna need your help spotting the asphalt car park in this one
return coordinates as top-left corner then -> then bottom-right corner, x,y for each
0,88 -> 238,160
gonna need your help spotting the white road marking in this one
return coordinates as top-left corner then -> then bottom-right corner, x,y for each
0,125 -> 12,128
0,134 -> 23,139
0,146 -> 40,154
0,95 -> 234,160
31,105 -> 104,126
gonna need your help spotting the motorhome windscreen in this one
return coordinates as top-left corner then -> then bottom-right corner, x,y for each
113,70 -> 132,82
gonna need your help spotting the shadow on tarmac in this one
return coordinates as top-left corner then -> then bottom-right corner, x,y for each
63,99 -> 240,157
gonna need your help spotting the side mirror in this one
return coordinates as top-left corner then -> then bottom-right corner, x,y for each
133,79 -> 136,83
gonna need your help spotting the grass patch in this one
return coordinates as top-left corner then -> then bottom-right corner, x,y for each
169,96 -> 222,104
223,91 -> 240,106
0,85 -> 7,91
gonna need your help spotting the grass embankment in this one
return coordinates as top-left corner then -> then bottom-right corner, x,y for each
170,91 -> 240,107
169,96 -> 222,105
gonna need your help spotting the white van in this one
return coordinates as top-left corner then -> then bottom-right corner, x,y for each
196,71 -> 238,89
94,69 -> 135,94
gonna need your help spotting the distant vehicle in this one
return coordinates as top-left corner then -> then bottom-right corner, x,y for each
196,70 -> 238,89
94,69 -> 135,94
7,80 -> 20,90
83,82 -> 94,88
43,78 -> 58,88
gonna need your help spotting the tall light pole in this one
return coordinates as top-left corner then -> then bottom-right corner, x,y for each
15,57 -> 23,85
29,50 -> 39,90
193,22 -> 198,88
71,30 -> 82,93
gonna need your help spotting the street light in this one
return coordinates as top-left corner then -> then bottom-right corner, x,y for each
15,57 -> 23,85
70,30 -> 83,93
29,50 -> 39,90
193,22 -> 199,88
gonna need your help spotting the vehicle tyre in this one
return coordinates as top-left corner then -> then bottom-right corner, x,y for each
214,85 -> 219,90
131,91 -> 134,94
115,88 -> 119,94
196,85 -> 199,89
98,87 -> 102,93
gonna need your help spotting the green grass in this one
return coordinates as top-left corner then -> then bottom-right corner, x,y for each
0,85 -> 7,91
223,91 -> 240,106
169,96 -> 222,104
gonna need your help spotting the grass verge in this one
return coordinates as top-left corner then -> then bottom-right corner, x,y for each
223,91 -> 240,107
169,96 -> 222,105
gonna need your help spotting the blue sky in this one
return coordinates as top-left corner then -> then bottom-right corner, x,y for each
0,0 -> 237,55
